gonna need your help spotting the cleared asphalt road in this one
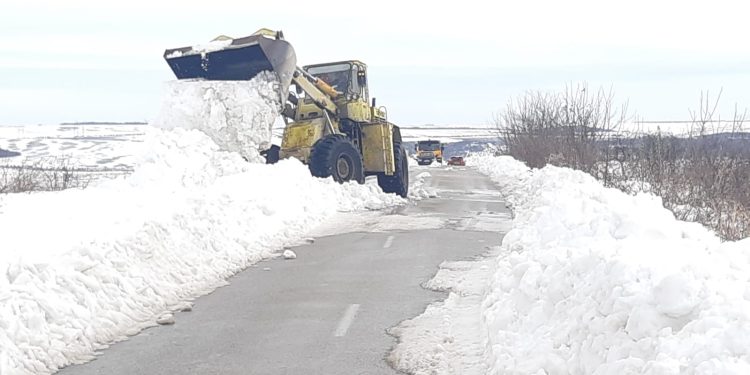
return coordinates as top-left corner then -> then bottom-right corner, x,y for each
60,165 -> 511,375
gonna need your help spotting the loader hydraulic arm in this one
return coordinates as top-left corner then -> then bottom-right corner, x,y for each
289,68 -> 339,116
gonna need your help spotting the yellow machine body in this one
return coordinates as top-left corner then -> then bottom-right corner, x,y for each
280,60 -> 397,176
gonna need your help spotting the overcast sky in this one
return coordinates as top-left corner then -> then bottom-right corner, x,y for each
2,0 -> 749,126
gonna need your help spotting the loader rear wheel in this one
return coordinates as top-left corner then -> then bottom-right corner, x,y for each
309,135 -> 365,184
377,140 -> 409,198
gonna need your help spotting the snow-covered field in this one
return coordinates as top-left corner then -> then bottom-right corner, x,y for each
619,120 -> 750,137
399,125 -> 497,144
0,77 -> 406,374
0,124 -> 143,171
401,120 -> 749,144
391,154 -> 750,375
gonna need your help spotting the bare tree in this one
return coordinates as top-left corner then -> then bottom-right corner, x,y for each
495,86 -> 749,241
0,157 -> 92,194
497,83 -> 628,177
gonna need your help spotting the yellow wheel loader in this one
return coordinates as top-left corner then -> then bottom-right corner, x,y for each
163,29 -> 409,197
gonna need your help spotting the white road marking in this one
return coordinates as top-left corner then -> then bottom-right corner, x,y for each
334,304 -> 360,337
383,235 -> 395,249
447,198 -> 504,203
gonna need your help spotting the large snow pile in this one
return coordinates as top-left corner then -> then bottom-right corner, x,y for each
470,154 -> 750,374
153,73 -> 281,162
0,76 -> 404,374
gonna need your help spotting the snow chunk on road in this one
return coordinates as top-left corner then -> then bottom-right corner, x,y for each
156,314 -> 175,326
283,250 -> 297,260
153,73 -> 281,163
409,171 -> 438,200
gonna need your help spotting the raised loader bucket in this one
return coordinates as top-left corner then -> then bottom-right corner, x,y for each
163,31 -> 297,103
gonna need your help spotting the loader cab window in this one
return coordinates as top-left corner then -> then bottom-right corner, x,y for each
307,63 -> 351,94
305,63 -> 367,100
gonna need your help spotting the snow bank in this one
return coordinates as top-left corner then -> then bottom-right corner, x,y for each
153,73 -> 281,162
0,77 -> 403,374
470,155 -> 750,374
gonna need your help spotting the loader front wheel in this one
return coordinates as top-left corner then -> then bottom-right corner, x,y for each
377,141 -> 409,198
309,135 -> 365,184
262,145 -> 280,164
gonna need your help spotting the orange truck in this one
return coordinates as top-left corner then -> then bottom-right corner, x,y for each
415,140 -> 444,165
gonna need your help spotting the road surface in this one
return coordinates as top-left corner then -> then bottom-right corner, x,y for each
60,165 -> 511,375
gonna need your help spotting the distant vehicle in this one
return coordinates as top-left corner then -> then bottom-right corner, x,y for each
415,140 -> 444,164
447,156 -> 465,166
416,151 -> 436,165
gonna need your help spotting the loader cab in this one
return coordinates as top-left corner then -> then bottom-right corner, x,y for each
304,61 -> 369,103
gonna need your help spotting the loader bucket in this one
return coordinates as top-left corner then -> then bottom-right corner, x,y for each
164,34 -> 297,103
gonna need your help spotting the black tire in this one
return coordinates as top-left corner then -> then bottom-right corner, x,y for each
378,140 -> 409,198
262,145 -> 280,164
309,135 -> 365,184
